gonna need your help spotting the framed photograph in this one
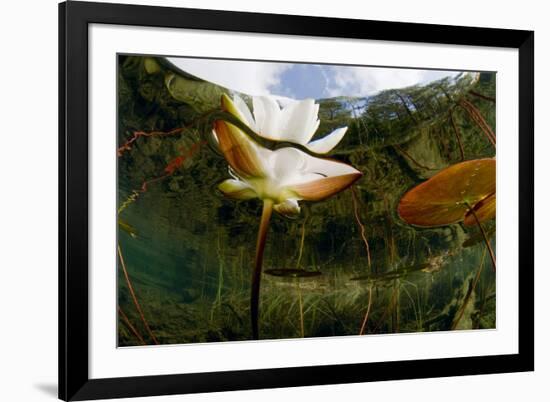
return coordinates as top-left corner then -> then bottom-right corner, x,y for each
59,1 -> 534,400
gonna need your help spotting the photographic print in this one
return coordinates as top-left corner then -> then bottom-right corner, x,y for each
116,55 -> 496,346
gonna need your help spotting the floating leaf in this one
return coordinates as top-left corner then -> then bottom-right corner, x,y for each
464,192 -> 496,226
264,268 -> 322,278
398,158 -> 495,227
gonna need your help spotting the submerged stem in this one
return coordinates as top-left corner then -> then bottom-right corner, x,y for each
451,248 -> 487,330
359,285 -> 373,335
251,199 -> 274,340
466,204 -> 496,272
118,305 -> 146,346
351,186 -> 371,271
118,244 -> 159,345
449,109 -> 465,161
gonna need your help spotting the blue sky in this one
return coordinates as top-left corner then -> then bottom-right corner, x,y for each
167,57 -> 463,100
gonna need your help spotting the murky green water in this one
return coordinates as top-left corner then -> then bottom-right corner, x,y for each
117,55 -> 496,346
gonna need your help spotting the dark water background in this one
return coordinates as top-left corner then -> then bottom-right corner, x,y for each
117,56 -> 496,346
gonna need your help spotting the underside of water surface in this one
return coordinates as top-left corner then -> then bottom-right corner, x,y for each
116,55 -> 496,346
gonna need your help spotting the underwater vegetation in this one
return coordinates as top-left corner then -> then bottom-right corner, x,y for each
116,55 -> 496,345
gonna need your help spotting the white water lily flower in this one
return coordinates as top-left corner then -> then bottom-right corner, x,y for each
214,96 -> 362,218
226,93 -> 348,154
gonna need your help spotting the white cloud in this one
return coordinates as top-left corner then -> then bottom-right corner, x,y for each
166,57 -> 291,96
325,66 -> 457,97
166,57 -> 460,101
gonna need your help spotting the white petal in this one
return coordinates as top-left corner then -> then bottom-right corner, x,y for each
268,147 -> 306,183
305,127 -> 348,154
299,152 -> 361,179
270,147 -> 361,190
279,99 -> 318,145
284,152 -> 362,201
303,103 -> 321,144
306,119 -> 321,144
233,95 -> 256,129
273,199 -> 301,218
218,179 -> 257,200
253,96 -> 281,140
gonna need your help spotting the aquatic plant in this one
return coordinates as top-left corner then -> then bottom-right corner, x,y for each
214,94 -> 362,339
115,56 -> 497,344
223,94 -> 349,154
397,158 -> 496,270
117,244 -> 159,344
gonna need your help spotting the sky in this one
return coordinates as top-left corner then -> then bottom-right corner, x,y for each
167,56 -> 463,100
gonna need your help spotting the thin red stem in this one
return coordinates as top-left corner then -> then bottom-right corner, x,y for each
466,204 -> 496,272
351,186 -> 371,270
118,305 -> 146,345
359,286 -> 373,335
394,144 -> 439,171
117,111 -> 213,157
449,109 -> 465,161
118,244 -> 159,345
459,99 -> 496,147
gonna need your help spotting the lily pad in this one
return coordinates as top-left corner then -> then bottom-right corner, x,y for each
464,192 -> 496,226
264,268 -> 322,278
398,158 -> 495,227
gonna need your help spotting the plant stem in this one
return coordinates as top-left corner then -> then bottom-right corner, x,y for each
117,244 -> 159,345
359,285 -> 373,335
351,186 -> 371,271
118,305 -> 146,345
393,144 -> 439,171
449,109 -> 465,161
468,90 -> 496,103
466,205 -> 496,272
459,98 -> 496,147
451,248 -> 486,330
251,199 -> 273,340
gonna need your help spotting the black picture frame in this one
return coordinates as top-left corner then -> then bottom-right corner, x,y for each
59,1 -> 534,400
